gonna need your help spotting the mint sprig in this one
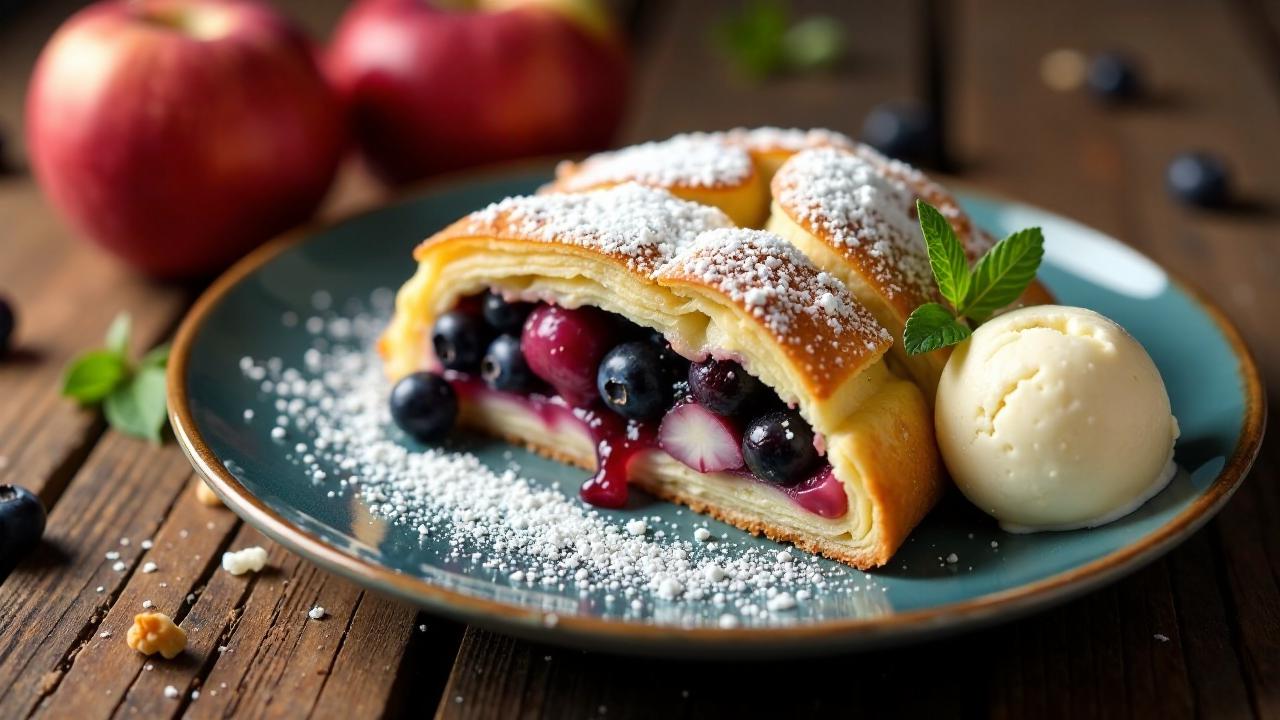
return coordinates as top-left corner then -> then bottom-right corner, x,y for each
714,0 -> 845,80
903,200 -> 1045,355
61,313 -> 171,443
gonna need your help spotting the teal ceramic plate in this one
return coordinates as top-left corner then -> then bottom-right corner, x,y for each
170,168 -> 1265,657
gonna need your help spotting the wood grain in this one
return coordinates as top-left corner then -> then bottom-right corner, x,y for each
0,436 -> 197,715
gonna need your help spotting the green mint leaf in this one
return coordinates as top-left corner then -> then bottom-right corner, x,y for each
104,313 -> 132,356
141,343 -> 170,368
917,199 -> 970,308
103,364 -> 168,443
714,0 -> 790,79
62,350 -> 128,404
960,227 -> 1045,322
904,303 -> 972,355
780,16 -> 845,70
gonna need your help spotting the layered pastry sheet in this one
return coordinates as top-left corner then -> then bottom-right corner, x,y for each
381,185 -> 943,568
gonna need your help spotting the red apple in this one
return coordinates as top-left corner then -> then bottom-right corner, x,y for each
26,0 -> 345,278
325,0 -> 628,185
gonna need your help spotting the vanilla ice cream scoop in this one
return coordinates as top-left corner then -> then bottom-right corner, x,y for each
935,305 -> 1178,532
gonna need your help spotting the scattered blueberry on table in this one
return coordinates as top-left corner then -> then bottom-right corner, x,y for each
1087,52 -> 1142,102
0,485 -> 46,576
0,296 -> 14,355
860,102 -> 937,163
389,372 -> 458,442
1166,151 -> 1230,208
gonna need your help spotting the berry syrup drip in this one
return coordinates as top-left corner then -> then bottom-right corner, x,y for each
576,406 -> 657,509
448,377 -> 657,508
781,466 -> 847,518
450,377 -> 844,516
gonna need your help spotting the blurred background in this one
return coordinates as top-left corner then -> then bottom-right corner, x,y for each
2,0 -> 1274,369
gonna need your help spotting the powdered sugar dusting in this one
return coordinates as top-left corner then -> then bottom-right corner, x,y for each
231,300 -> 890,627
661,228 -> 890,374
456,184 -> 733,273
774,148 -> 937,305
849,144 -> 992,259
721,126 -> 856,154
555,135 -> 755,191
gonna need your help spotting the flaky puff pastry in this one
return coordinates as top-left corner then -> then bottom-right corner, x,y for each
545,129 -> 1052,397
768,146 -> 1053,394
380,184 -> 943,569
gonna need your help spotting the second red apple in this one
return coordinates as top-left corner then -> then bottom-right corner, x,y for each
326,0 -> 629,185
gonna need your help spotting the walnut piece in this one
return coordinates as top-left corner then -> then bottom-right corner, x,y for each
194,480 -> 222,507
126,612 -> 187,659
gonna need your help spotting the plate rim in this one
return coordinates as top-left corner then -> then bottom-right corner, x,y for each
167,163 -> 1267,654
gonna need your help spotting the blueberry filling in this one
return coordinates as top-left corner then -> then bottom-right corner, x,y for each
408,290 -> 840,514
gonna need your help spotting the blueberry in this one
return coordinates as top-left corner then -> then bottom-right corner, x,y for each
389,372 -> 458,442
1166,152 -> 1230,208
596,341 -> 673,420
432,310 -> 490,372
482,291 -> 534,334
0,484 -> 46,576
0,296 -> 13,356
688,359 -> 764,417
481,334 -> 534,392
861,102 -> 937,162
741,410 -> 820,487
1087,53 -> 1141,101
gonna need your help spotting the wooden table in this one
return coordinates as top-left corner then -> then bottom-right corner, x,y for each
1,1 -> 1276,717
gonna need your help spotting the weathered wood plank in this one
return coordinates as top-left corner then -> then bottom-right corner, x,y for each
0,436 -> 197,716
621,0 -> 923,143
0,194 -> 192,504
32,479 -> 239,718
175,540 -> 358,719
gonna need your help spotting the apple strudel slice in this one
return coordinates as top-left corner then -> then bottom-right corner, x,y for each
380,183 -> 942,569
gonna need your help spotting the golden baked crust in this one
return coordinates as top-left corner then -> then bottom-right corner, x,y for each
545,130 -> 1054,398
543,134 -> 769,227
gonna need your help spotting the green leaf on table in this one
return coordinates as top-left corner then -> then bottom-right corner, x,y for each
780,15 -> 845,71
917,199 -> 970,308
904,303 -> 972,355
103,364 -> 168,443
141,343 -> 171,368
104,313 -> 132,356
714,0 -> 790,79
960,227 -> 1045,322
62,350 -> 128,404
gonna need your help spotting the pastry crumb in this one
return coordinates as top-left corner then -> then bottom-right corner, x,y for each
307,606 -> 326,620
222,547 -> 268,575
127,612 -> 187,659
195,480 -> 222,507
